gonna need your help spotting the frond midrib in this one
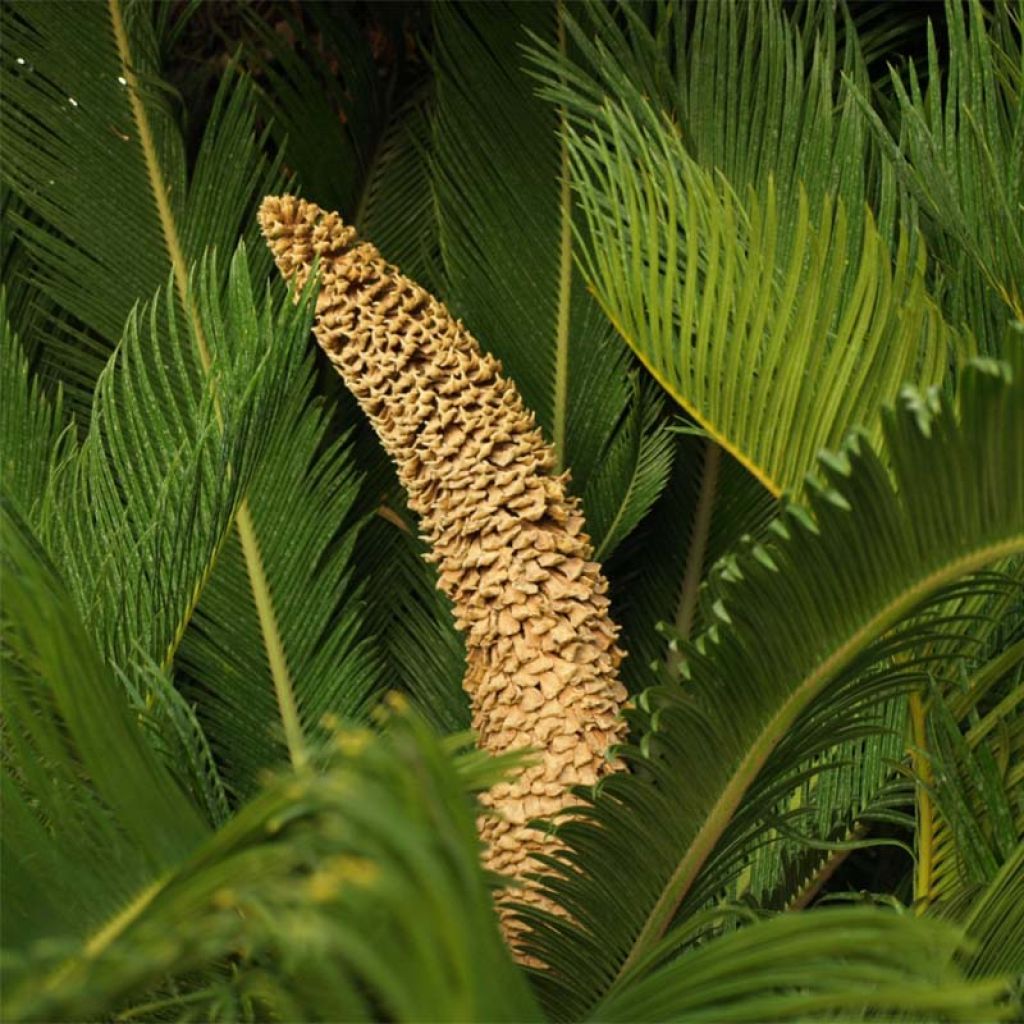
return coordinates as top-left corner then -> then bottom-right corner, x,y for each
612,531 -> 1024,987
107,0 -> 305,768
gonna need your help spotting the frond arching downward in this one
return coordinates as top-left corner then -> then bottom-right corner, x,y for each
523,351 -> 1024,1016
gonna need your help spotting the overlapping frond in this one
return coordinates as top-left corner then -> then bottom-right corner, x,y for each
924,619 -> 1024,905
40,249 -> 301,680
176,352 -> 381,800
961,840 -> 1024,984
858,0 -> 1024,349
0,501 -> 209,953
528,1 -> 972,501
2,1 -> 390,798
522,354 -> 1024,1016
1,526 -> 536,1021
590,908 -> 1011,1022
0,1 -> 284,411
236,3 -> 390,218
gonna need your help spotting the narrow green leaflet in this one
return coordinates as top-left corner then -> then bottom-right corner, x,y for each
523,353 -> 1024,1017
0,291 -> 69,526
858,0 -> 1024,352
591,908 -> 1011,1022
1,532 -> 539,1024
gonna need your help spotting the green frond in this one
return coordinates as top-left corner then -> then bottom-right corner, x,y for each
522,353 -> 1024,1017
0,0 -> 284,410
41,248 -> 303,684
924,627 -> 1024,904
857,0 -> 1024,348
961,840 -> 1024,985
608,432 -> 776,691
531,0 -> 907,264
236,3 -> 389,218
0,500 -> 209,953
0,291 -> 70,527
3,621 -> 539,1024
360,88 -> 444,294
355,514 -> 471,733
557,100 -> 961,498
5,454 -> 504,1018
584,378 -> 675,563
2,0 -> 392,792
592,907 -> 1012,1022
176,347 -> 382,801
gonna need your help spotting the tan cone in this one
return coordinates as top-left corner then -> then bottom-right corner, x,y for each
259,195 -> 629,944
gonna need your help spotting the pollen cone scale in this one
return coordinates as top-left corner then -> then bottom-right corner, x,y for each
259,195 -> 629,944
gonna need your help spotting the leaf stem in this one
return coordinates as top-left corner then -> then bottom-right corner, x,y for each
613,534 -> 1024,985
670,440 -> 721,669
236,502 -> 307,768
553,0 -> 572,472
909,690 -> 933,913
108,0 -> 305,768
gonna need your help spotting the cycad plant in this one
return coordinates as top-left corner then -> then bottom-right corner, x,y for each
1,0 -> 1022,1021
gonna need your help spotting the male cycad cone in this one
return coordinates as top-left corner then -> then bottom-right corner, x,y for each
259,195 -> 629,941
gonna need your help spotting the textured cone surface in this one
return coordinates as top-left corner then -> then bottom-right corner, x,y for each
259,195 -> 629,940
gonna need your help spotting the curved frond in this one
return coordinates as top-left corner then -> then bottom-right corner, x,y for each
558,99 -> 961,498
924,627 -> 1024,904
961,840 -> 1024,984
2,1 -> 388,790
0,1 -> 284,409
523,353 -> 1024,1016
857,0 -> 1024,347
176,355 -> 381,800
42,248 -> 304,682
592,908 -> 1012,1022
1,527 -> 537,1022
0,501 -> 209,952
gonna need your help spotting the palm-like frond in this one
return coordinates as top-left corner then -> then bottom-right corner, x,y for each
235,3 -> 390,219
2,1 -> 393,797
431,1 -> 672,542
539,90 -> 962,501
0,1 -> 283,412
359,88 -> 443,294
0,501 -> 209,953
355,514 -> 471,733
0,292 -> 69,526
857,0 -> 1024,349
39,250 -> 299,682
923,621 -> 1024,904
522,353 -> 1024,1016
527,1 -> 973,501
590,907 -> 1011,1022
606,431 -> 777,691
960,840 -> 1024,986
2,515 -> 537,1022
176,353 -> 381,800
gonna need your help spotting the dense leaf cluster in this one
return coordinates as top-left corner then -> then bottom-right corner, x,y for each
1,1 -> 1021,1021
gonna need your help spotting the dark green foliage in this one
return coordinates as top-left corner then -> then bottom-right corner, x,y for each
1,1 -> 1021,1021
